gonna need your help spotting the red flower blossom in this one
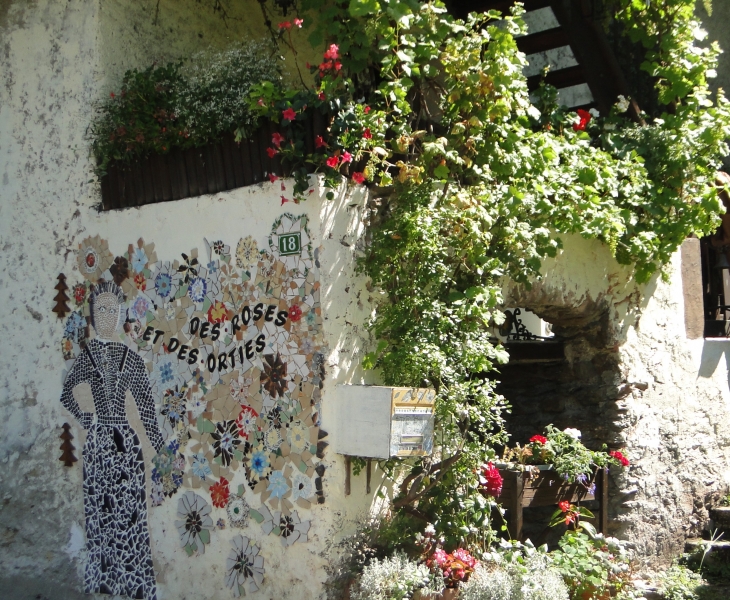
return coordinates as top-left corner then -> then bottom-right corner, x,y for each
278,21 -> 292,30
110,92 -> 115,99
271,132 -> 285,147
480,462 -> 503,497
73,284 -> 86,304
318,92 -> 326,101
558,500 -> 571,512
610,450 -> 630,467
364,106 -> 371,114
530,434 -> 548,444
257,97 -> 265,106
207,300 -> 228,324
341,151 -> 352,164
134,273 -> 146,291
266,147 -> 278,159
573,108 -> 592,131
326,155 -> 339,168
352,172 -> 365,184
281,195 -> 289,205
210,477 -> 230,508
289,305 -> 302,322
269,173 -> 279,183
315,135 -> 327,149
363,128 -> 372,140
334,61 -> 342,71
324,44 -> 339,60
282,107 -> 297,121
294,18 -> 304,27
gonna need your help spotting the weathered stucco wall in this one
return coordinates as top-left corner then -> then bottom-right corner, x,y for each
504,235 -> 730,567
4,1 -> 730,598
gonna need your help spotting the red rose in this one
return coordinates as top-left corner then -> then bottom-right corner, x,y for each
529,434 -> 548,445
352,172 -> 365,184
282,107 -> 297,121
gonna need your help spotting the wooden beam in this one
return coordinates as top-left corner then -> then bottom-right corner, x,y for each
527,64 -> 585,91
516,27 -> 570,55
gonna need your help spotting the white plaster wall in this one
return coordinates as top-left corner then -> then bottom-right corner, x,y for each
0,2 -> 379,598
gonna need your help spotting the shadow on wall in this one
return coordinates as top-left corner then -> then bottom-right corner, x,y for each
698,340 -> 730,390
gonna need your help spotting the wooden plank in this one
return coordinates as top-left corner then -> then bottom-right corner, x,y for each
527,64 -> 585,91
227,134 -> 246,188
221,134 -> 238,189
257,122 -> 272,180
516,27 -> 570,55
201,145 -> 216,193
184,148 -> 200,198
211,142 -> 228,192
240,137 -> 254,186
508,470 -> 525,540
159,153 -> 173,201
149,154 -> 164,202
304,110 -> 315,156
100,172 -> 112,211
168,150 -> 182,201
130,161 -> 145,207
248,135 -> 263,184
194,148 -> 209,195
598,466 -> 608,533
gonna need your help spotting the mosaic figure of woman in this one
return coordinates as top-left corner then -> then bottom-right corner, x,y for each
60,281 -> 163,600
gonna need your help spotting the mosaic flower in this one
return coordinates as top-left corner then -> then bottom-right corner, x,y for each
266,470 -> 289,499
155,272 -> 173,298
61,338 -> 74,360
77,235 -> 113,281
206,260 -> 218,274
131,247 -> 148,273
277,510 -> 310,547
110,256 -> 130,285
230,377 -> 252,404
63,311 -> 86,344
191,453 -> 212,481
261,353 -> 287,398
72,283 -> 87,306
236,236 -> 258,270
133,272 -> 146,291
225,535 -> 264,596
207,300 -> 228,324
152,441 -> 184,498
162,387 -> 187,425
227,497 -> 250,528
248,449 -> 271,481
217,518 -> 226,530
289,304 -> 302,322
212,420 -> 241,467
151,356 -> 183,392
175,491 -> 214,555
306,310 -> 317,326
151,480 -> 165,507
177,252 -> 199,284
263,426 -> 283,452
213,240 -> 225,255
210,477 -> 231,508
187,277 -> 207,303
287,421 -> 310,455
236,405 -> 259,439
130,295 -> 150,322
290,470 -> 314,502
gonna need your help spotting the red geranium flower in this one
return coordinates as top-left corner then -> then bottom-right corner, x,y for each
282,107 -> 297,121
530,434 -> 548,444
266,147 -> 278,159
352,172 -> 365,184
289,304 -> 302,322
315,135 -> 327,149
573,108 -> 591,131
363,128 -> 372,140
326,156 -> 339,168
278,21 -> 292,30
271,132 -> 285,147
324,44 -> 339,60
210,477 -> 230,508
480,462 -> 503,497
610,450 -> 630,467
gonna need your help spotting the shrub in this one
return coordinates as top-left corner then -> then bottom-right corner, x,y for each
658,564 -> 704,600
350,552 -> 442,600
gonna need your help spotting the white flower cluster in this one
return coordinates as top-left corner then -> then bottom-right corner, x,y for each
351,552 -> 436,600
174,41 -> 281,143
616,95 -> 630,113
461,555 -> 569,600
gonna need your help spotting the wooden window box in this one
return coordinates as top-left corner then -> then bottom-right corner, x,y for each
498,466 -> 608,540
99,112 -> 327,211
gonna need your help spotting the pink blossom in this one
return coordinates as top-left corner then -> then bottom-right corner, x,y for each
266,147 -> 278,159
480,462 -> 503,497
324,44 -> 339,60
271,132 -> 284,147
341,151 -> 352,164
294,18 -> 304,27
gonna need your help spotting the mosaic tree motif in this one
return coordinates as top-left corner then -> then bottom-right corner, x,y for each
60,214 -> 328,589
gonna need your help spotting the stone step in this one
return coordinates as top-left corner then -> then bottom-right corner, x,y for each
685,538 -> 730,563
709,507 -> 730,536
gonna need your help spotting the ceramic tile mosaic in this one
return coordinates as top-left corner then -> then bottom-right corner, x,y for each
60,214 -> 327,597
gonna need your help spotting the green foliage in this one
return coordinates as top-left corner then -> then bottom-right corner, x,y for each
658,564 -> 705,600
550,524 -> 633,600
90,42 -> 281,175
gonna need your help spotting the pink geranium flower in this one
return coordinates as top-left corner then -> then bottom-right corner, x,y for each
324,44 -> 339,60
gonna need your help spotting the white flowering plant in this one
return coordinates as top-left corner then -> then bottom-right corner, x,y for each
350,552 -> 444,600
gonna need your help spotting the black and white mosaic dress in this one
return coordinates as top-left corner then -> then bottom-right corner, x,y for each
60,339 -> 164,600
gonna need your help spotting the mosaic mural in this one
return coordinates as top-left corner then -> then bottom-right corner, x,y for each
59,214 -> 327,598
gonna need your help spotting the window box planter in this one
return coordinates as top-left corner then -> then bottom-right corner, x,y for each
99,112 -> 327,211
497,466 -> 608,541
